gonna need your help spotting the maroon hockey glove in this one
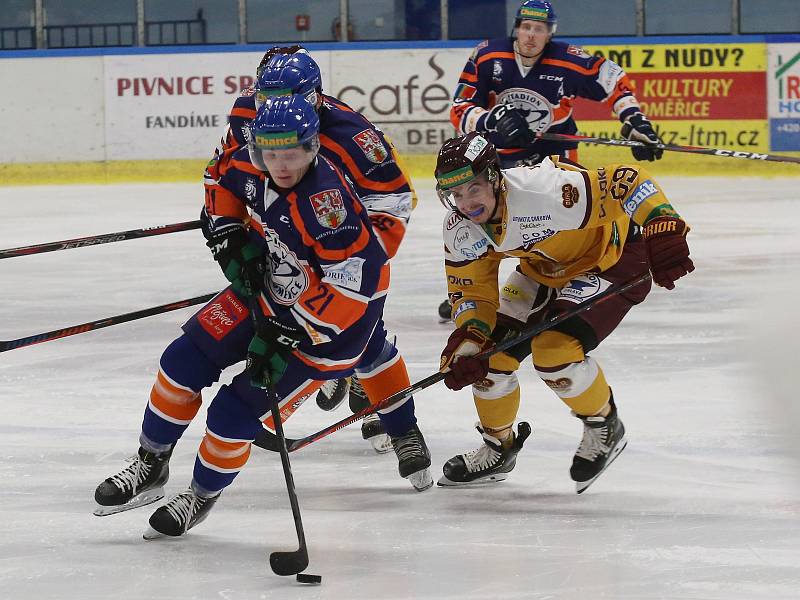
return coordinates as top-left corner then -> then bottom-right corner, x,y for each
440,325 -> 494,391
642,216 -> 695,290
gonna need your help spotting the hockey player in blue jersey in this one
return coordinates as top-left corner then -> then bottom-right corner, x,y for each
440,0 -> 663,321
93,95 -> 432,538
450,0 -> 662,167
223,49 -> 419,452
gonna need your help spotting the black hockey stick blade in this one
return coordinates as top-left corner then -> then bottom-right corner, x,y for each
0,220 -> 202,259
534,132 -> 800,165
266,376 -> 310,575
253,272 -> 652,454
0,292 -> 218,352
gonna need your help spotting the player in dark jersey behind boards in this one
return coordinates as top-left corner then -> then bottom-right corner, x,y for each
211,48 -> 418,452
434,132 -> 693,492
439,0 -> 663,322
93,95 -> 432,538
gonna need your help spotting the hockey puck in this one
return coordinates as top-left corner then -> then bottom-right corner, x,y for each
296,573 -> 322,585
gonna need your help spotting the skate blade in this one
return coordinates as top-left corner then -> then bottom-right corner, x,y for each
93,487 -> 165,517
142,526 -> 165,540
575,438 -> 628,494
369,434 -> 393,454
407,468 -> 434,492
437,472 -> 509,487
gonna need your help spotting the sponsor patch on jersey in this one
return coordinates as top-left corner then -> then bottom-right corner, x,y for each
322,256 -> 365,292
623,180 -> 658,217
197,290 -> 247,341
453,225 -> 481,260
353,129 -> 388,164
455,83 -> 477,100
453,300 -> 477,320
558,274 -> 611,304
245,177 -> 257,202
561,184 -> 579,208
446,212 -> 462,230
310,189 -> 347,229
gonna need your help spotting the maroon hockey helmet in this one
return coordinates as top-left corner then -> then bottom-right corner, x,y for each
435,132 -> 502,211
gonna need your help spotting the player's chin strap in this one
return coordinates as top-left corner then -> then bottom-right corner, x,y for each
253,271 -> 653,454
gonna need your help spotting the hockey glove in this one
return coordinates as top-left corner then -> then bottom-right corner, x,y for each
484,104 -> 535,148
205,227 -> 265,298
642,216 -> 694,290
246,315 -> 309,389
440,325 -> 495,391
621,112 -> 663,161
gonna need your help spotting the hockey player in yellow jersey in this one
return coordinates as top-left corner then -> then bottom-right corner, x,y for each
435,132 -> 694,492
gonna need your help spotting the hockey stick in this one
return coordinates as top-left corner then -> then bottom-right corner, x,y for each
0,220 -> 202,259
267,382 -> 311,576
534,131 -> 800,165
253,271 -> 652,453
0,292 -> 217,352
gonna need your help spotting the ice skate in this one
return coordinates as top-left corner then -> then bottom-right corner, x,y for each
315,377 -> 349,411
143,487 -> 220,539
93,446 -> 172,516
571,398 -> 627,494
361,412 -> 393,453
391,424 -> 433,491
349,375 -> 392,453
438,422 -> 531,487
437,298 -> 453,323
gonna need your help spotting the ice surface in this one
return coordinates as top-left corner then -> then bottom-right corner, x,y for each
1,177 -> 799,599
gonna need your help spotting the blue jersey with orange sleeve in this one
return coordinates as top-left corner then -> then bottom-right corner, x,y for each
209,91 -> 415,259
203,146 -> 390,372
450,38 -> 640,166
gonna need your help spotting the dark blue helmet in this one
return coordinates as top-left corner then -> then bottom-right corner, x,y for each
247,94 -> 321,171
514,0 -> 557,33
255,52 -> 322,112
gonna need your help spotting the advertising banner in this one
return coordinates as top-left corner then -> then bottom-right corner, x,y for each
574,42 -> 768,152
768,43 -> 800,151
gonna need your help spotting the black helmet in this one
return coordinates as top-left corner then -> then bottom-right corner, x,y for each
435,132 -> 501,211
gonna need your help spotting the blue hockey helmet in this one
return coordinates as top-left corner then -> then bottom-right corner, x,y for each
255,44 -> 307,79
255,52 -> 322,112
514,0 -> 557,34
247,94 -> 321,172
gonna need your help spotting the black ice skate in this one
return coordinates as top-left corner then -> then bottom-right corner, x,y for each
315,377 -> 350,411
438,422 -> 531,487
143,487 -> 220,539
391,424 -> 433,492
350,376 -> 392,453
570,398 -> 627,494
437,298 -> 453,323
93,446 -> 173,517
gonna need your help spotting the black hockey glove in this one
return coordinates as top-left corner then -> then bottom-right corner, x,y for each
620,112 -> 663,162
247,313 -> 309,389
484,104 -> 535,148
205,227 -> 265,298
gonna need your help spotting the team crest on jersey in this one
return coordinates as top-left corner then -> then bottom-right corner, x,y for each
263,228 -> 308,305
310,189 -> 347,229
496,88 -> 553,134
353,129 -> 388,164
240,86 -> 256,97
566,45 -> 591,59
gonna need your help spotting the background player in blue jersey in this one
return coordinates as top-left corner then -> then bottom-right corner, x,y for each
218,49 -> 419,452
93,95 -> 432,538
440,0 -> 663,321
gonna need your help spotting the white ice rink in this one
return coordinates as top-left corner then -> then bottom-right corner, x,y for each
2,176 -> 799,599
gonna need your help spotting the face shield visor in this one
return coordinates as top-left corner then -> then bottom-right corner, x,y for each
247,131 -> 321,174
435,165 -> 496,214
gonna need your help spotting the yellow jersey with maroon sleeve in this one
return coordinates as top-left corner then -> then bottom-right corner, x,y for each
443,157 -> 680,333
